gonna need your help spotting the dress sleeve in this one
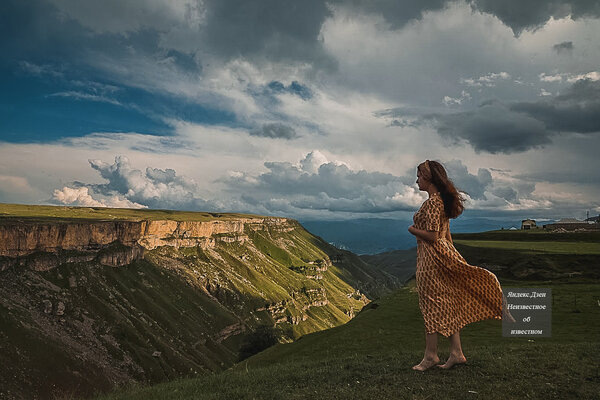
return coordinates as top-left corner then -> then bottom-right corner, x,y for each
424,199 -> 443,232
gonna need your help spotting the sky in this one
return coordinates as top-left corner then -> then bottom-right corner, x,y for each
1,0 -> 599,222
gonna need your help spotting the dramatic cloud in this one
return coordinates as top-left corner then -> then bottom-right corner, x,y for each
2,0 -> 600,223
443,159 -> 492,200
426,102 -> 553,154
332,0 -> 448,29
511,79 -> 600,134
422,79 -> 600,154
46,0 -> 203,34
221,150 -> 423,214
52,186 -> 147,208
89,156 -> 199,209
53,155 -> 220,211
470,0 -> 600,34
187,0 -> 336,68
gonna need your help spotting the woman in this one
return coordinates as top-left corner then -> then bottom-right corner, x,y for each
408,160 -> 509,371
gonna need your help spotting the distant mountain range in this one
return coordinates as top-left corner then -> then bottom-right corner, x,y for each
299,217 -> 535,255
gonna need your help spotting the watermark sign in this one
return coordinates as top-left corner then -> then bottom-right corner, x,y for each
502,288 -> 552,337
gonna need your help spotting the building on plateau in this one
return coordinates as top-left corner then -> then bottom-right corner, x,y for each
521,219 -> 537,230
543,218 -> 600,231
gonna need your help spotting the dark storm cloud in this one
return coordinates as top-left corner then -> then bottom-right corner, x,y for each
333,0 -> 448,29
38,0 -> 466,71
1,0 -> 91,62
469,0 -> 600,34
515,170 -> 600,185
1,1 -> 201,77
552,41 -> 574,54
202,0 -> 336,69
510,79 -> 600,134
250,123 -> 298,139
427,102 -> 553,154
12,0 -> 336,75
403,80 -> 600,154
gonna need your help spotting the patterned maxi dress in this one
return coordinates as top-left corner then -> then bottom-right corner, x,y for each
413,192 -> 503,337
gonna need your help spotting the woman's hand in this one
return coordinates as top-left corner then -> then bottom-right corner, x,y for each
408,225 -> 423,244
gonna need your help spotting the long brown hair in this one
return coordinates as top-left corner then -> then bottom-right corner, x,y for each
418,160 -> 465,219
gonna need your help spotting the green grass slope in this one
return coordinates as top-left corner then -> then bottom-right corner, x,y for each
0,203 -> 267,223
96,278 -> 600,400
95,229 -> 600,400
452,230 -> 600,280
0,205 -> 400,400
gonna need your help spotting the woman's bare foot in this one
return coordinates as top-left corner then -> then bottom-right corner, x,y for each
437,353 -> 467,369
412,355 -> 441,371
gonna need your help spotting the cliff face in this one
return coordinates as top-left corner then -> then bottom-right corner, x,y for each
0,212 -> 400,400
0,217 -> 293,270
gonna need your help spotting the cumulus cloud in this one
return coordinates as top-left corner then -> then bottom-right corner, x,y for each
218,153 -> 547,217
411,159 -> 538,212
443,159 -> 492,200
220,150 -> 423,214
85,155 -> 219,210
52,186 -> 147,208
49,155 -> 224,212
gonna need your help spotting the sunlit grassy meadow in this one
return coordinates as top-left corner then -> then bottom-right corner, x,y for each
95,276 -> 600,400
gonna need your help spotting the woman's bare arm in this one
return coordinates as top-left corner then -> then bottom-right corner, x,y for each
408,225 -> 441,243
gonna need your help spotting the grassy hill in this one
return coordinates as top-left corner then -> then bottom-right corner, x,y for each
452,230 -> 600,281
96,277 -> 600,400
0,202 -> 269,223
94,228 -> 600,400
0,204 -> 401,400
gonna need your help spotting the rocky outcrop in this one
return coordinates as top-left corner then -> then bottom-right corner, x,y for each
214,322 -> 246,343
0,217 -> 295,271
253,286 -> 334,326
